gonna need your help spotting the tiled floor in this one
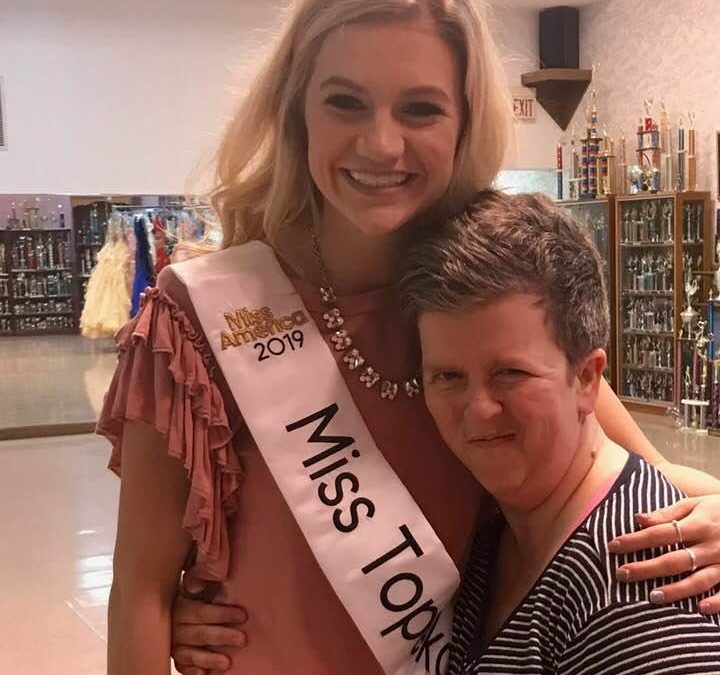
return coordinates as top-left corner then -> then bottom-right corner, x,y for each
634,410 -> 720,478
0,335 -> 117,429
0,433 -> 179,675
0,434 -> 116,675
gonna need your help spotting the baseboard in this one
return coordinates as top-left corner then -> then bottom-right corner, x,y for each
0,421 -> 97,441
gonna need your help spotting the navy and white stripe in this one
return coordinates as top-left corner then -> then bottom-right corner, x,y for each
450,455 -> 720,674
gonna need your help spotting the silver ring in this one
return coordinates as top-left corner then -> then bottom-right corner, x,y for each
672,519 -> 684,545
685,546 -> 699,573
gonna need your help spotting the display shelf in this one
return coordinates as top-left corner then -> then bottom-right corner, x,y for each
520,69 -> 592,130
10,267 -> 72,273
10,294 -> 73,301
72,200 -> 112,314
622,290 -> 673,297
622,364 -> 674,374
557,197 -> 617,391
4,228 -> 70,235
10,312 -> 73,319
616,191 -> 713,412
620,242 -> 674,249
624,329 -> 675,337
620,398 -> 672,415
0,228 -> 78,337
12,328 -> 77,337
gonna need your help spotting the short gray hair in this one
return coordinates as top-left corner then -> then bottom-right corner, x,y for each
399,190 -> 609,366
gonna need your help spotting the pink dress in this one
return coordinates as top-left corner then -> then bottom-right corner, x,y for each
97,259 -> 486,675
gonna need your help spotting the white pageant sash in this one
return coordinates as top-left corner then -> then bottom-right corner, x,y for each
172,242 -> 459,675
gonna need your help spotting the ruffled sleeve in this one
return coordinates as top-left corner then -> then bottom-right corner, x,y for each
97,285 -> 243,581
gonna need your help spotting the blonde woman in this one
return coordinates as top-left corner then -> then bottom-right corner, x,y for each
100,2 -> 720,675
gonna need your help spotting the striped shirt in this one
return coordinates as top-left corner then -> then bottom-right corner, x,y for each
450,455 -> 720,674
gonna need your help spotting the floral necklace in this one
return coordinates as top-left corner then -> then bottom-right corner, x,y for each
311,231 -> 421,401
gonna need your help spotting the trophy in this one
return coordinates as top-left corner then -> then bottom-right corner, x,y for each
713,240 -> 720,301
659,102 -> 674,192
661,201 -> 673,243
680,320 -> 712,433
628,164 -> 644,194
687,112 -> 697,191
680,275 -> 699,339
712,360 -> 720,429
676,116 -> 686,191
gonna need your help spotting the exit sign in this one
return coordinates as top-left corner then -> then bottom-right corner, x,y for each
513,95 -> 536,121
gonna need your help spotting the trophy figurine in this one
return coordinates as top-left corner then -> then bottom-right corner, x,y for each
662,201 -> 673,243
680,319 -> 712,433
712,359 -> 720,429
680,276 -> 700,339
713,240 -> 720,302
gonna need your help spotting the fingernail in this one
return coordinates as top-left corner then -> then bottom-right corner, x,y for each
699,601 -> 711,615
608,539 -> 621,553
650,590 -> 665,604
234,631 -> 247,646
616,568 -> 630,582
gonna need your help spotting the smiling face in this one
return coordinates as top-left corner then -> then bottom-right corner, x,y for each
303,17 -> 464,238
420,293 -> 605,511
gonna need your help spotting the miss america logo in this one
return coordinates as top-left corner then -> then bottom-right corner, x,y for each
220,306 -> 309,350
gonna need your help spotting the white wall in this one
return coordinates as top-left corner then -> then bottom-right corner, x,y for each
492,6 -> 562,170
570,0 -> 719,199
0,0 -> 284,194
0,0 -> 558,195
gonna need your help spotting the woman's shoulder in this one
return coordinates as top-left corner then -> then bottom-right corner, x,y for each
582,455 -> 686,542
571,456 -> 716,616
573,455 -> 685,576
156,263 -> 197,317
538,458 -> 684,615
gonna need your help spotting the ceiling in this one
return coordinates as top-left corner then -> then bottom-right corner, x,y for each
494,0 -> 604,8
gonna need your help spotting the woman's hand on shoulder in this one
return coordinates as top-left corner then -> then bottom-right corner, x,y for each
608,495 -> 720,614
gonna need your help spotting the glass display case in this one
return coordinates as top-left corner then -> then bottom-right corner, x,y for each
495,169 -> 557,199
0,229 -> 77,336
616,192 -> 712,412
558,197 -> 617,391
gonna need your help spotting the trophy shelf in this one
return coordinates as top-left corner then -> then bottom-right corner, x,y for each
615,191 -> 713,415
72,201 -> 112,316
0,228 -> 78,337
557,196 -> 617,392
521,69 -> 592,130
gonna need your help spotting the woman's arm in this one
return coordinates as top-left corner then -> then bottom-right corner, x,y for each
108,421 -> 193,675
595,378 -> 720,494
596,380 -> 720,608
595,378 -> 664,463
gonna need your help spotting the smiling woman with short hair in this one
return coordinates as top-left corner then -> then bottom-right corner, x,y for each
401,190 -> 720,674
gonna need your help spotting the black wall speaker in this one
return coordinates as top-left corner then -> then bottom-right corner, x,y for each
539,6 -> 579,69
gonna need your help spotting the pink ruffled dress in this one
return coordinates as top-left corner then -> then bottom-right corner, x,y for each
98,261 -> 485,674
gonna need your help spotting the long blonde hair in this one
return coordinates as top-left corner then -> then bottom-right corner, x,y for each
211,0 -> 512,249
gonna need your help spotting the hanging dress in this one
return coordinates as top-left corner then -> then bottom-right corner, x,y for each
80,233 -> 132,339
153,215 -> 171,274
130,216 -> 156,317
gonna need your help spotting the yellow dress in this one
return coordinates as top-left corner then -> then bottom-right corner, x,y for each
80,236 -> 131,338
